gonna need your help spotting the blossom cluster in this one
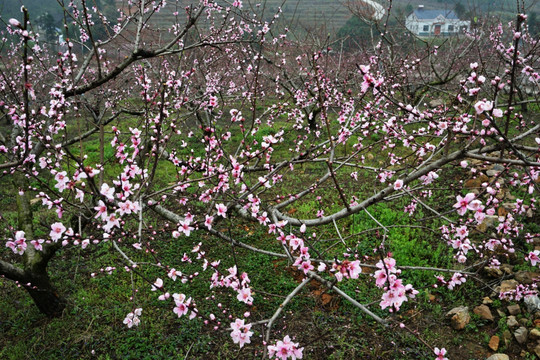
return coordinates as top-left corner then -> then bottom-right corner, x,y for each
210,265 -> 254,305
435,273 -> 467,291
374,256 -> 418,312
123,308 -> 142,328
230,318 -> 253,348
267,335 -> 304,360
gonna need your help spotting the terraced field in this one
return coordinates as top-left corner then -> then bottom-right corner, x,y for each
139,0 -> 353,35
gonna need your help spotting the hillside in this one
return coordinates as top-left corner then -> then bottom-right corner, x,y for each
1,0 -> 538,37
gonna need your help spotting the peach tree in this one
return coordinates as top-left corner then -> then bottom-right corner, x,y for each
1,1 -> 539,358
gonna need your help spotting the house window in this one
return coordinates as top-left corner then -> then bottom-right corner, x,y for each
423,25 -> 429,32
448,25 -> 454,32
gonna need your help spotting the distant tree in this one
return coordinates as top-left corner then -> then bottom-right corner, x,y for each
337,15 -> 376,49
405,4 -> 413,15
528,11 -> 540,36
35,12 -> 56,42
455,2 -> 466,18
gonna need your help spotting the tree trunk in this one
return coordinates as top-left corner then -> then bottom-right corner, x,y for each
23,270 -> 66,317
9,172 -> 66,317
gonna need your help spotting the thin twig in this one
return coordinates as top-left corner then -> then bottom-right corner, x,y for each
263,277 -> 311,359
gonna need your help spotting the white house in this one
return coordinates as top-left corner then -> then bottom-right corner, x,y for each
405,6 -> 470,36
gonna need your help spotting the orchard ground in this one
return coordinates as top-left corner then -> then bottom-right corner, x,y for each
2,150 -> 540,359
1,1 -> 540,359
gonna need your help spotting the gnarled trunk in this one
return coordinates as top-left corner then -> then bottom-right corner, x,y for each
4,172 -> 67,317
23,270 -> 66,317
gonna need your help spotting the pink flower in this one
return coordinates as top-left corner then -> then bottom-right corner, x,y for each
216,203 -> 227,218
100,183 -> 115,201
393,179 -> 404,191
447,273 -> 466,290
230,319 -> 253,348
493,108 -> 503,117
31,239 -> 45,251
434,347 -> 448,360
94,200 -> 108,221
208,95 -> 218,108
6,230 -> 27,255
298,260 -> 314,275
267,335 -> 303,360
151,278 -> 163,291
288,235 -> 303,250
168,268 -> 181,281
467,199 -> 482,212
178,220 -> 194,236
172,293 -> 191,317
374,269 -> 387,287
237,287 -> 253,304
103,213 -> 120,232
528,250 -> 540,267
453,193 -> 476,216
50,222 -> 66,242
123,308 -> 142,328
474,100 -> 493,114
348,260 -> 362,279
9,19 -> 21,28
54,171 -> 69,192
204,215 -> 214,230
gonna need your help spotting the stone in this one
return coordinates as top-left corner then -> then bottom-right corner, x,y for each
519,317 -> 528,327
507,315 -> 519,327
502,329 -> 512,345
515,271 -> 540,285
514,327 -> 528,344
477,215 -> 499,232
487,169 -> 501,176
474,304 -> 494,321
500,280 -> 519,293
534,318 -> 540,327
491,164 -> 505,171
488,151 -> 502,158
507,304 -> 521,315
483,297 -> 493,305
529,328 -> 540,339
446,306 -> 470,330
525,295 -> 540,313
486,354 -> 509,360
429,99 -> 444,107
500,264 -> 514,275
488,335 -> 500,351
535,343 -> 540,357
464,175 -> 489,189
484,266 -> 503,278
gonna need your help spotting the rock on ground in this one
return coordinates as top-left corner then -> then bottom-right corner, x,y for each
486,354 -> 509,360
446,306 -> 470,330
